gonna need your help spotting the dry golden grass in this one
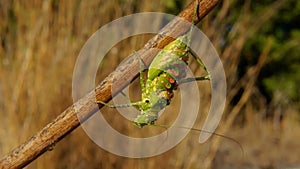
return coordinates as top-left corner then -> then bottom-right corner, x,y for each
1,0 -> 300,169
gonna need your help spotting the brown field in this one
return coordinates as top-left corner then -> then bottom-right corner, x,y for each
1,0 -> 299,169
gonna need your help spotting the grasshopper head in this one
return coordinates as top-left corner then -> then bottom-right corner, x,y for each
134,111 -> 157,128
134,90 -> 173,128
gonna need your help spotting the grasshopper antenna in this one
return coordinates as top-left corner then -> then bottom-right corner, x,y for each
178,126 -> 245,156
151,124 -> 244,156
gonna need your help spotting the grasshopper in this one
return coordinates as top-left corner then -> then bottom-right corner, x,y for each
97,0 -> 210,128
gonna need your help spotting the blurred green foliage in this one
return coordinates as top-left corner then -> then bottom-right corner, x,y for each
238,0 -> 300,102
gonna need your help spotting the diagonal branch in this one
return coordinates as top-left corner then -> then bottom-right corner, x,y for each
0,0 -> 220,168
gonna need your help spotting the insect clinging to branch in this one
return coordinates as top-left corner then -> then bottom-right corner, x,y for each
96,0 -> 210,128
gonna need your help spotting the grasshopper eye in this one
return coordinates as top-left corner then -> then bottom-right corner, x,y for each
144,99 -> 150,103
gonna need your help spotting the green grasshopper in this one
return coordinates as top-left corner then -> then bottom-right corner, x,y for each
97,0 -> 210,128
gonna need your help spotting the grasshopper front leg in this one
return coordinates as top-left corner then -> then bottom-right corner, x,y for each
96,51 -> 149,109
96,100 -> 143,108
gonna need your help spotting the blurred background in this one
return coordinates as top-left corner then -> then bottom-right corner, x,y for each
1,0 -> 300,168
